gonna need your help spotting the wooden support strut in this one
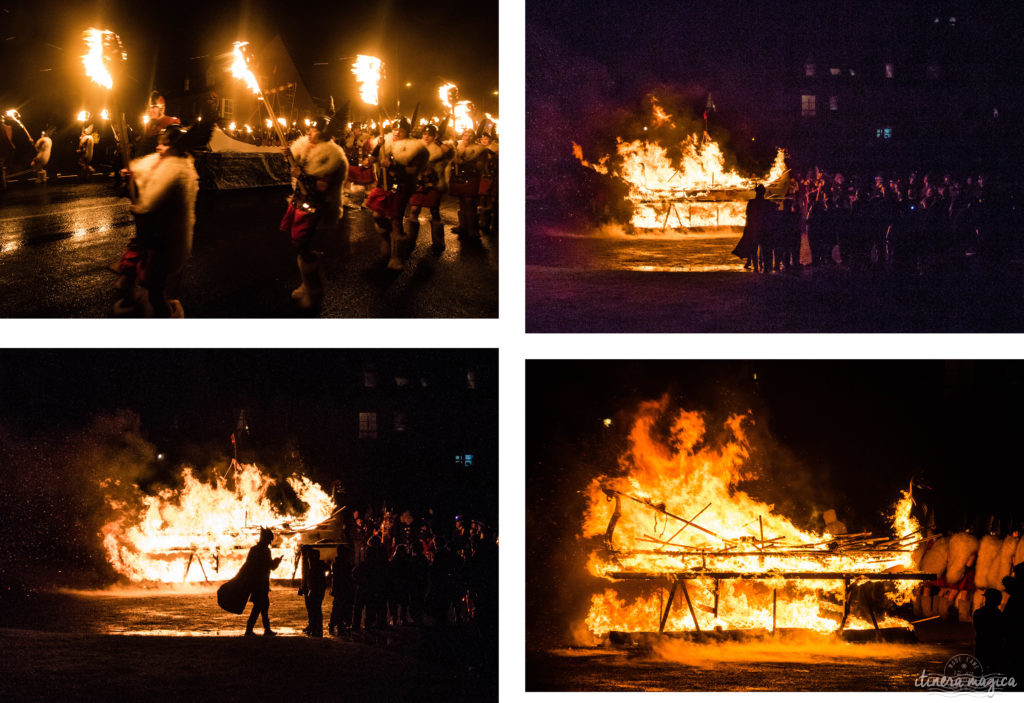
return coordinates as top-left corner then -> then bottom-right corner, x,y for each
772,588 -> 778,635
712,578 -> 720,618
678,578 -> 702,634
659,581 -> 678,634
183,552 -> 194,583
839,577 -> 851,631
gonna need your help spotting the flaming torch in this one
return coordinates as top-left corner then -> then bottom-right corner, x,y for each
4,109 -> 33,142
352,54 -> 383,107
82,29 -> 132,195
230,42 -> 287,147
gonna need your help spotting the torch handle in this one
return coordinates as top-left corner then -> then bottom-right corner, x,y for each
262,93 -> 310,200
112,107 -> 138,203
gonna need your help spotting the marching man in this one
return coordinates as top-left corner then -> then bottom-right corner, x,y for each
115,125 -> 199,318
449,127 -> 488,241
31,126 -> 53,184
280,115 -> 348,309
367,116 -> 428,269
476,120 -> 498,236
408,123 -> 453,254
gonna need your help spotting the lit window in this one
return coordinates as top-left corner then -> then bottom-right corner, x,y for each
358,412 -> 377,439
221,98 -> 233,119
829,95 -> 838,111
394,376 -> 409,387
830,67 -> 840,76
804,62 -> 815,77
801,95 -> 817,117
885,63 -> 894,79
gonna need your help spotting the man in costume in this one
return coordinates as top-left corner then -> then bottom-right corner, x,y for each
30,126 -> 53,184
280,115 -> 348,309
244,528 -> 283,637
110,91 -> 181,281
366,117 -> 428,269
0,115 -> 14,190
78,122 -> 98,176
476,120 -> 499,236
115,122 -> 207,317
408,123 -> 453,254
449,127 -> 488,241
344,121 -> 376,204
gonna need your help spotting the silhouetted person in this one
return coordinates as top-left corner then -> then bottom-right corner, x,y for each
733,184 -> 776,271
328,544 -> 355,634
244,528 -> 282,637
299,545 -> 329,637
1002,562 -> 1023,681
352,539 -> 387,630
973,588 -> 1007,673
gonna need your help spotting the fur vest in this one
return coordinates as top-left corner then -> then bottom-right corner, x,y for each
129,152 -> 199,274
289,136 -> 348,220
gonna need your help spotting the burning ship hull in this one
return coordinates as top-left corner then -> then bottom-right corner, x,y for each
581,404 -> 932,646
573,98 -> 789,233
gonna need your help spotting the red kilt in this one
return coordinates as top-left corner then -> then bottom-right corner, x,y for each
348,163 -> 375,185
449,175 -> 480,198
478,177 -> 496,197
280,200 -> 319,247
409,188 -> 442,209
365,187 -> 400,218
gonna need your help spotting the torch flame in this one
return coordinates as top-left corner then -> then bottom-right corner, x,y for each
438,82 -> 457,109
229,42 -> 261,96
83,28 -> 120,90
352,55 -> 382,106
453,101 -> 474,134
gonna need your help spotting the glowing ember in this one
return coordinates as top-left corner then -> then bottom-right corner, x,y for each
82,28 -> 123,90
101,462 -> 336,583
573,98 -> 788,230
582,400 -> 922,637
229,42 -> 260,95
352,55 -> 383,106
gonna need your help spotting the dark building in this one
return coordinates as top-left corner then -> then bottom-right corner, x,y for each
776,3 -> 1020,172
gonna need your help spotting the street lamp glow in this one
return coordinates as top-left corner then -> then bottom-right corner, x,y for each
100,109 -> 110,120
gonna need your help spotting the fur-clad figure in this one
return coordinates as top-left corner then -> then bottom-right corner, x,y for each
279,118 -> 348,309
116,138 -> 198,318
31,132 -> 52,182
289,134 -> 348,226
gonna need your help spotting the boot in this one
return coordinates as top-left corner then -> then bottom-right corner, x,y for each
430,221 -> 445,255
291,255 -> 308,300
478,207 -> 491,236
294,256 -> 324,309
387,222 -> 404,270
374,220 -> 391,261
455,211 -> 468,239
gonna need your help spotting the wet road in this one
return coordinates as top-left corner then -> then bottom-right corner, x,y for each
0,180 -> 498,317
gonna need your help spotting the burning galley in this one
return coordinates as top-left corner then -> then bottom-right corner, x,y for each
573,96 -> 788,231
101,443 -> 339,584
581,400 -> 935,644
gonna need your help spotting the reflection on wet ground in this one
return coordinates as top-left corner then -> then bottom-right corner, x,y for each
528,227 -> 745,273
5,586 -> 310,637
527,639 -> 967,691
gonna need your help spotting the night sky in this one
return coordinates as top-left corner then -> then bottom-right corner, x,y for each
0,349 -> 496,587
526,360 -> 1024,644
0,0 -> 498,129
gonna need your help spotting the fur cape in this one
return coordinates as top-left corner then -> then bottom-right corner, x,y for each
129,152 -> 199,274
290,136 -> 348,224
32,135 -> 52,166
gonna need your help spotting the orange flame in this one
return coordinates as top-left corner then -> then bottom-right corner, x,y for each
352,55 -> 382,106
229,42 -> 261,96
453,101 -> 474,134
573,98 -> 787,229
101,462 -> 336,583
438,82 -> 457,109
82,28 -> 121,90
582,402 -> 919,636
